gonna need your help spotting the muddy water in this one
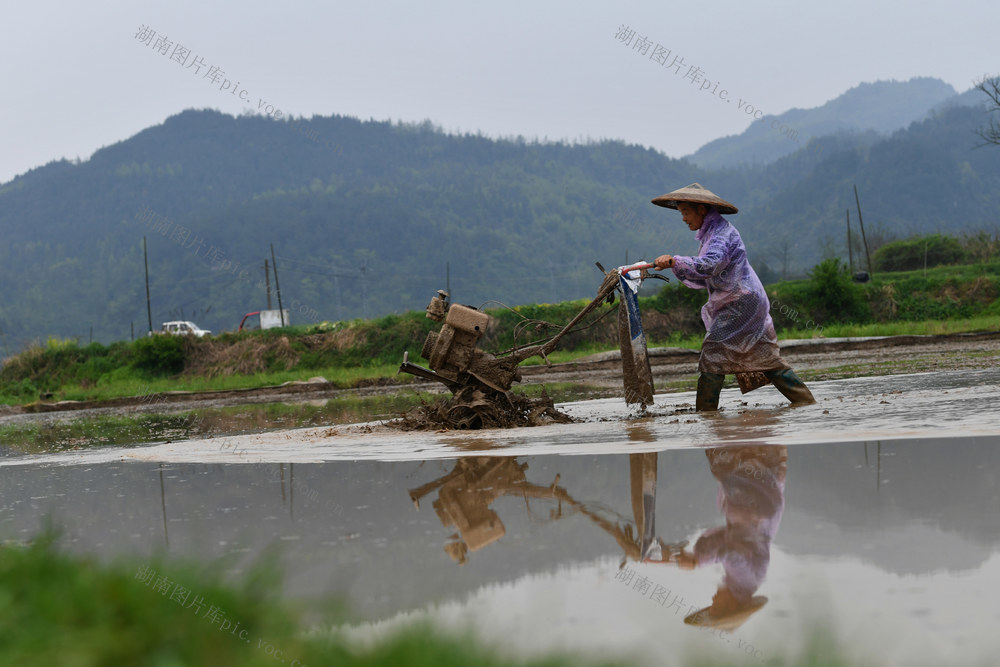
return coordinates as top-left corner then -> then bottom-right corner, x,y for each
2,441 -> 999,664
9,367 -> 997,466
2,369 -> 1000,665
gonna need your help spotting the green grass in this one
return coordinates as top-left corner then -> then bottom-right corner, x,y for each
648,332 -> 705,350
869,259 -> 1000,282
777,314 -> 1000,339
5,363 -> 408,405
516,341 -> 620,366
767,259 -> 1000,327
519,334 -> 703,367
0,530 -> 594,667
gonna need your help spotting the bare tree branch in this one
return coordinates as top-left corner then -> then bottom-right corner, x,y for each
974,74 -> 1000,146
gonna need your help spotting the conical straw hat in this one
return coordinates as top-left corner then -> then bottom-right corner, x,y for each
651,183 -> 738,215
683,595 -> 767,632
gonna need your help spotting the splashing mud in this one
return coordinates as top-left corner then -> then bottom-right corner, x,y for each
392,385 -> 574,430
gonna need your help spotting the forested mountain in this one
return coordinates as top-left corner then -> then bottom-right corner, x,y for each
0,112 -> 703,349
1,81 -> 998,351
686,77 -> 963,168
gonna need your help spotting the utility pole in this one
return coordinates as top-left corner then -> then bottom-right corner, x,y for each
360,260 -> 369,319
853,185 -> 874,276
264,259 -> 272,310
270,244 -> 285,326
446,261 -> 451,299
846,209 -> 854,272
144,236 -> 153,334
334,273 -> 342,320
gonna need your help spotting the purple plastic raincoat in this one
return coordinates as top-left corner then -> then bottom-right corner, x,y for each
671,209 -> 789,375
693,446 -> 787,603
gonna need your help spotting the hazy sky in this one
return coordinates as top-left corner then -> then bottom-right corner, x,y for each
1,0 -> 997,184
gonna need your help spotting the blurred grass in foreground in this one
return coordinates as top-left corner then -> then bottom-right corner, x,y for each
0,528 -> 870,667
0,530 -> 591,667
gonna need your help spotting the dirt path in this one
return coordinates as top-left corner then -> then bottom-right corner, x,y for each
521,331 -> 1000,387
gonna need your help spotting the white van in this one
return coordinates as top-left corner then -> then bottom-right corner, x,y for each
160,321 -> 211,337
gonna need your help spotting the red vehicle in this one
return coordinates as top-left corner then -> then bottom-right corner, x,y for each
238,309 -> 290,331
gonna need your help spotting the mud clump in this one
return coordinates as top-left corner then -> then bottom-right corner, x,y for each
392,386 -> 574,430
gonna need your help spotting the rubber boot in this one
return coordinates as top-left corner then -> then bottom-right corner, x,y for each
765,369 -> 816,405
696,373 -> 725,412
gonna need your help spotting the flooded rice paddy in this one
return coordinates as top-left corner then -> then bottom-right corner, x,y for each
2,368 -> 999,665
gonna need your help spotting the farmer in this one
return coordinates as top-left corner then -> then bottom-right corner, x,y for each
632,443 -> 787,632
674,445 -> 788,632
651,183 -> 815,411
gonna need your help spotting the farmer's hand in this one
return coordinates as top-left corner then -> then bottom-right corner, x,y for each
654,254 -> 674,270
675,550 -> 697,570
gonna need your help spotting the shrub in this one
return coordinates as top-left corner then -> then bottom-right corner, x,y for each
873,234 -> 970,272
45,336 -> 79,351
806,258 -> 869,323
650,281 -> 706,315
0,378 -> 39,404
131,335 -> 186,376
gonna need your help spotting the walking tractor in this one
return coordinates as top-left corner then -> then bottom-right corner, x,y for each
397,261 -> 669,424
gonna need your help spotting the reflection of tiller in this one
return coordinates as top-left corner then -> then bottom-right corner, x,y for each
397,262 -> 667,407
408,454 -> 680,565
408,458 -> 556,564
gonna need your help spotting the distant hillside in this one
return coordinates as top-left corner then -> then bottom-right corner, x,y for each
744,104 -> 1000,253
686,77 -> 959,168
0,112 -> 704,349
932,85 -> 990,113
1,90 -> 999,351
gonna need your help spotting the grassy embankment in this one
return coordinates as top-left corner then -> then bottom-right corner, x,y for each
2,259 -> 999,408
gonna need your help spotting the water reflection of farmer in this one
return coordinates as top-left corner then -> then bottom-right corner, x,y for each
668,445 -> 788,631
650,183 -> 815,411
